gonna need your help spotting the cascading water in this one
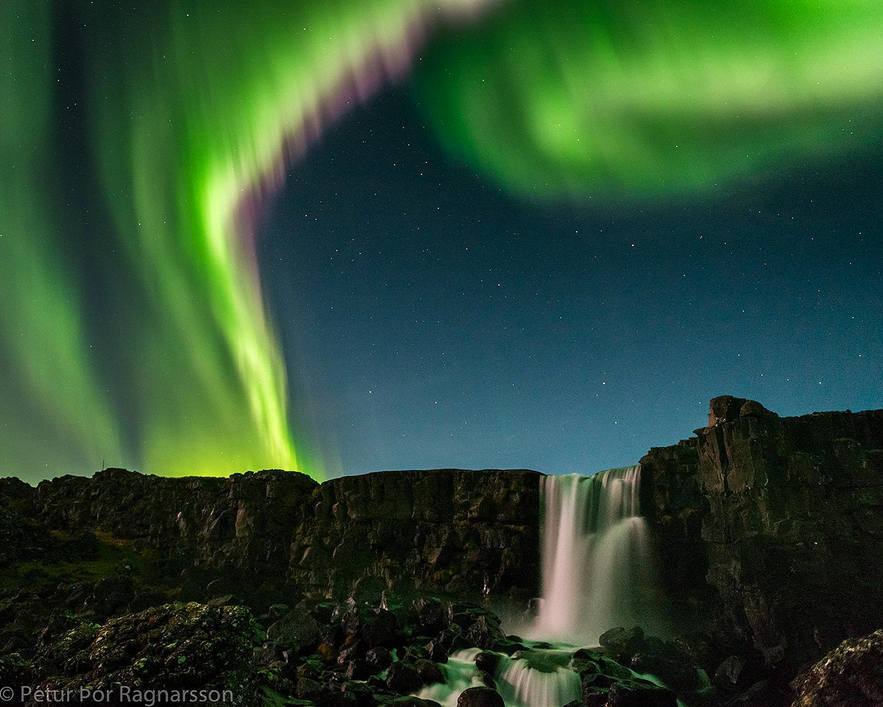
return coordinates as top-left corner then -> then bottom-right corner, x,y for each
418,465 -> 661,707
530,465 -> 656,645
495,649 -> 582,707
417,648 -> 582,707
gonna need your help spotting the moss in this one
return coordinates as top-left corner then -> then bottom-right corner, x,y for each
0,652 -> 31,686
0,530 -> 167,594
258,683 -> 309,706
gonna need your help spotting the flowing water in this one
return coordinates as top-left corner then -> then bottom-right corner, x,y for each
495,649 -> 582,706
530,465 -> 656,645
418,465 -> 660,707
417,648 -> 581,707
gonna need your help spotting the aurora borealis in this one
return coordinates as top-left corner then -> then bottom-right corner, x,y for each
416,0 -> 883,197
2,0 -> 499,480
2,0 -> 882,482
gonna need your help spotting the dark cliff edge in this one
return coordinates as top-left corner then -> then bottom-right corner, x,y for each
641,396 -> 883,676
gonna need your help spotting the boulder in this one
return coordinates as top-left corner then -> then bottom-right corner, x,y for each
599,627 -> 645,660
410,597 -> 448,635
792,629 -> 883,707
474,651 -> 499,674
714,654 -> 748,690
456,686 -> 504,707
267,607 -> 325,653
344,659 -> 375,681
361,608 -> 398,647
386,661 -> 423,694
424,639 -> 448,663
366,646 -> 393,669
581,686 -> 609,706
414,658 -> 445,686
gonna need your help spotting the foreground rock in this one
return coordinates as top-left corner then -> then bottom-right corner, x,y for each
456,686 -> 504,706
34,603 -> 258,703
4,597 -> 734,707
791,629 -> 883,707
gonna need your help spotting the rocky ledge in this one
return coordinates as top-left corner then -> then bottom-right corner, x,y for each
0,467 -> 540,612
641,396 -> 883,676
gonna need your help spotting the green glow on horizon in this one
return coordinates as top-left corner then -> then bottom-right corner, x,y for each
1,0 -> 494,481
414,0 -> 883,198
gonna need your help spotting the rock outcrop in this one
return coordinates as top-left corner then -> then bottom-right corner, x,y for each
35,603 -> 258,699
641,396 -> 883,674
288,469 -> 540,601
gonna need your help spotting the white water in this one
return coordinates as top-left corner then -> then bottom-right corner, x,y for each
417,649 -> 486,706
417,465 -> 660,707
417,648 -> 581,707
495,649 -> 582,707
530,465 -> 655,645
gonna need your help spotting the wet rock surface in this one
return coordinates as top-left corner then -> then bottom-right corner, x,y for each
456,686 -> 504,706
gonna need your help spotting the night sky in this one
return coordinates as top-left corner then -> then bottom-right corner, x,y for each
263,87 -> 883,476
2,0 -> 882,482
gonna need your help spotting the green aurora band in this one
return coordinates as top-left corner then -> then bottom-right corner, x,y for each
415,0 -> 883,197
1,0 -> 881,481
2,0 -> 496,481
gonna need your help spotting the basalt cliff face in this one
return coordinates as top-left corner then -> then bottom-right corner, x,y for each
1,466 -> 541,611
640,396 -> 883,673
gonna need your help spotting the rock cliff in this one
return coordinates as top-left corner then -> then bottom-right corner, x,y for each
288,469 -> 540,601
641,396 -> 883,673
2,467 -> 540,609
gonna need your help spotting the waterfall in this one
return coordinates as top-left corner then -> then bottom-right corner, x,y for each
417,466 -> 659,707
530,465 -> 655,645
495,650 -> 582,707
418,648 -> 582,707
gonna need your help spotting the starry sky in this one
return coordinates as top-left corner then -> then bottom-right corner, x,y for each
1,0 -> 882,482
263,87 -> 883,476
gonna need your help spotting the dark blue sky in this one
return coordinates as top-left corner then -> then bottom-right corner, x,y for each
261,87 -> 883,477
